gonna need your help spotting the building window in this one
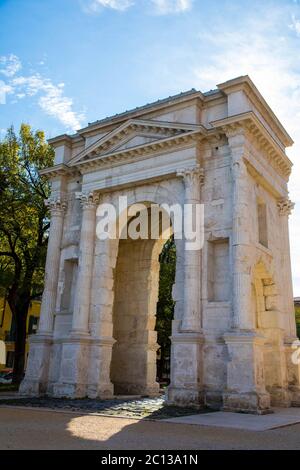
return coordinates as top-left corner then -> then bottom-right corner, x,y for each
257,200 -> 268,248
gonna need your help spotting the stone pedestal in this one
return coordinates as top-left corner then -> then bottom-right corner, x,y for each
19,335 -> 53,396
87,337 -> 115,399
223,332 -> 271,414
53,336 -> 91,398
167,333 -> 204,408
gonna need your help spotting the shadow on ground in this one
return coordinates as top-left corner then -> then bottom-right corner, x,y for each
1,404 -> 300,450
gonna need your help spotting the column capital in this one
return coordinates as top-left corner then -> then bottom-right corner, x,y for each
45,194 -> 67,215
277,198 -> 295,216
76,191 -> 100,209
177,165 -> 205,187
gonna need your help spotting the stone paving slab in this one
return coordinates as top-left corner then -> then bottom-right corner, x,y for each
162,407 -> 300,431
0,395 -> 213,420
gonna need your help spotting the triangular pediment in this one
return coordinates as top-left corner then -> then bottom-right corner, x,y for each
69,119 -> 202,166
104,132 -> 165,154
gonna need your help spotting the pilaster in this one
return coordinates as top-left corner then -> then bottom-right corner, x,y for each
71,191 -> 99,335
176,165 -> 204,332
168,166 -> 205,407
19,194 -> 67,396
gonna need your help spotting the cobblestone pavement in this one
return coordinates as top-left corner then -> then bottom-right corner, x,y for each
0,394 -> 212,419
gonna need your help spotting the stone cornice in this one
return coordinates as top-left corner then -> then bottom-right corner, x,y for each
48,134 -> 74,147
41,113 -> 292,183
70,129 -> 205,172
211,111 -> 293,179
39,163 -> 81,179
77,89 -> 203,135
217,75 -> 294,147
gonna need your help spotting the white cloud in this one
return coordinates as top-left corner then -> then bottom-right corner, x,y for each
84,0 -> 134,13
289,14 -> 300,36
0,80 -> 12,104
0,54 -> 22,77
151,0 -> 192,14
82,0 -> 193,14
191,9 -> 300,295
1,55 -> 85,131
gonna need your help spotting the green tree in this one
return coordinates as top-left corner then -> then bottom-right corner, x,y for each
295,305 -> 300,339
0,124 -> 54,384
156,236 -> 176,381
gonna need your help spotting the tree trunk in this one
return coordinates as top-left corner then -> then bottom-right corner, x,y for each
12,309 -> 28,385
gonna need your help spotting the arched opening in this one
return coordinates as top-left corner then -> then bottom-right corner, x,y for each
155,236 -> 176,388
110,205 -> 176,396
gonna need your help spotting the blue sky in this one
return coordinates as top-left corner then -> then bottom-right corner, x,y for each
1,0 -> 300,294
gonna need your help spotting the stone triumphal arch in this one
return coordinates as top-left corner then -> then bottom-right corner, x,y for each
21,76 -> 300,413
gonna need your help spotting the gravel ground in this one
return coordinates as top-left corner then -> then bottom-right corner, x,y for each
0,395 -> 212,419
1,407 -> 300,450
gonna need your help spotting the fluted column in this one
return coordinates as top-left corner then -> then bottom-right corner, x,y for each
71,191 -> 99,335
177,165 -> 204,332
38,196 -> 67,335
222,131 -> 271,413
229,133 -> 252,330
277,198 -> 296,338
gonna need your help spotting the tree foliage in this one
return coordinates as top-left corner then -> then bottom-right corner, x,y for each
295,305 -> 300,339
156,236 -> 176,379
0,124 -> 54,383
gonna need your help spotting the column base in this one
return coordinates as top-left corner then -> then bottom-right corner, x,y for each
166,387 -> 205,408
53,335 -> 91,398
268,386 -> 291,407
19,379 -> 46,397
87,337 -> 115,399
19,334 -> 53,397
289,386 -> 300,406
87,383 -> 114,399
113,382 -> 160,397
204,390 -> 224,410
52,382 -> 87,399
223,331 -> 271,414
223,391 -> 272,414
167,332 -> 204,408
